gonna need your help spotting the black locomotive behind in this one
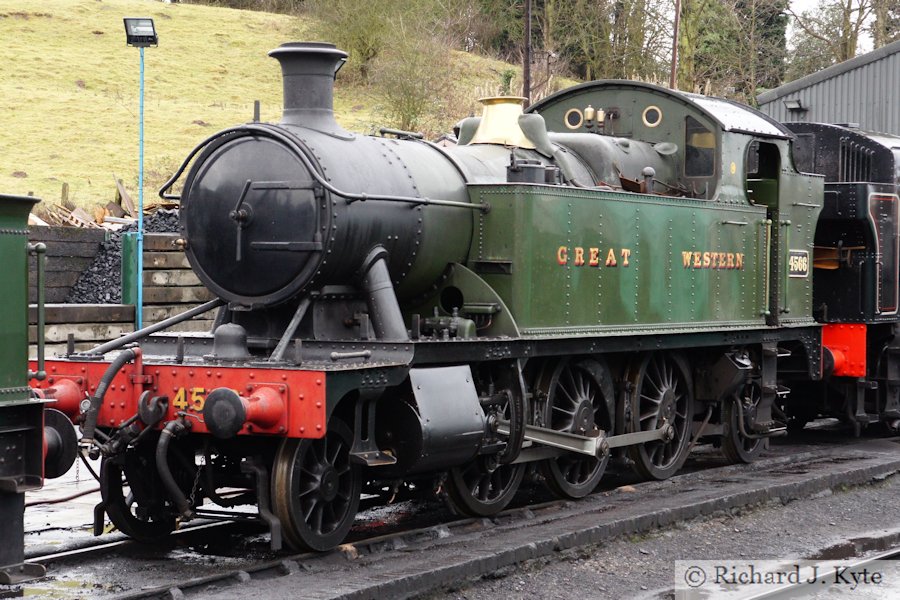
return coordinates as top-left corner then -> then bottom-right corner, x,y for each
783,122 -> 900,434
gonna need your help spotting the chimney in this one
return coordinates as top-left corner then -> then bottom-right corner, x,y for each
268,42 -> 348,133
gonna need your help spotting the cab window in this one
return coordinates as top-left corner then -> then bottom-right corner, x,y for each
685,116 -> 715,177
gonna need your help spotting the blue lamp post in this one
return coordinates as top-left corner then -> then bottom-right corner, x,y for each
123,17 -> 158,329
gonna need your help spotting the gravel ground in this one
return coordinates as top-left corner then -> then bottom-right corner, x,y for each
424,476 -> 900,600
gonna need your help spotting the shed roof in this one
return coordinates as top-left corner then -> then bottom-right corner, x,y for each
757,39 -> 900,105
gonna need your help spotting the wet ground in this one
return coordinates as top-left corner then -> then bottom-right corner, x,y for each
431,473 -> 900,600
5,426 -> 900,599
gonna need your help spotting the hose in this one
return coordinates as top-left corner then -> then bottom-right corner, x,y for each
80,349 -> 137,448
156,420 -> 193,518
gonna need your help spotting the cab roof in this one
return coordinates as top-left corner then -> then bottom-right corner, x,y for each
529,80 -> 793,140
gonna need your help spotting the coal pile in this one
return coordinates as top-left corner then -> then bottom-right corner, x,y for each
66,209 -> 180,304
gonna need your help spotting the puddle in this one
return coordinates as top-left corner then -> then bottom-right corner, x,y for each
1,576 -> 119,600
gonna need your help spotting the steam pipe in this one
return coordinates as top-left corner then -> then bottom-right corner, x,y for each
82,298 -> 225,356
358,246 -> 409,342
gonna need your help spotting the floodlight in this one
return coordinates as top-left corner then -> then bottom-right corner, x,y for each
123,17 -> 158,48
783,98 -> 806,112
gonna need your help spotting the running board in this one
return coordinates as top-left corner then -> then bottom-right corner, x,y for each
496,421 -> 674,458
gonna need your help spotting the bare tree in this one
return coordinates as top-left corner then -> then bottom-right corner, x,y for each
870,0 -> 900,48
788,0 -> 874,64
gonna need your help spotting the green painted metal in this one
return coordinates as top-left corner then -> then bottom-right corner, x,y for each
121,231 -> 138,307
0,194 -> 45,495
0,194 -> 38,403
772,171 -> 824,325
430,79 -> 824,339
466,184 -> 777,335
405,263 -> 521,338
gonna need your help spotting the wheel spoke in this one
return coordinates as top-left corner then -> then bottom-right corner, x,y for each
478,474 -> 492,501
558,383 -> 577,405
640,393 -> 661,405
553,405 -> 577,416
272,419 -> 362,551
328,439 -> 343,465
563,367 -> 579,396
628,353 -> 694,480
302,497 -> 316,521
323,504 -> 337,532
296,482 -> 317,498
640,410 -> 659,422
575,371 -> 589,402
312,503 -> 324,534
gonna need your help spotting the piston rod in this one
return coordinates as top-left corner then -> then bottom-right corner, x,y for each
497,421 -> 674,458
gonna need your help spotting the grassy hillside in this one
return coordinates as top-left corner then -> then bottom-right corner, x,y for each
0,0 -> 529,211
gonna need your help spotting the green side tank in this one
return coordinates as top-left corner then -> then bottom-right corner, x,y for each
0,194 -> 38,409
413,81 -> 823,337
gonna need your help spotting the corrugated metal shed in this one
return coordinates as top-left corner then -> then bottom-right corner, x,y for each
756,40 -> 900,135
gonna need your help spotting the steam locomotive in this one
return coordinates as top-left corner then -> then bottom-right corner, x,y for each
26,42 -> 900,552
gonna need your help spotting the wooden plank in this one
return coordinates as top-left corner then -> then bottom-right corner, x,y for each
30,342 -> 108,360
30,288 -> 69,304
164,319 -> 215,333
143,286 -> 213,304
143,234 -> 180,251
29,323 -> 134,343
33,271 -> 82,288
28,227 -> 107,244
30,342 -> 100,360
142,304 -> 217,323
40,256 -> 95,273
29,304 -> 135,324
144,269 -> 201,287
28,240 -> 103,258
144,252 -> 190,269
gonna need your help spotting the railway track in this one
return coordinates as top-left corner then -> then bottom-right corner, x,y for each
11,434 -> 900,600
741,546 -> 900,600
